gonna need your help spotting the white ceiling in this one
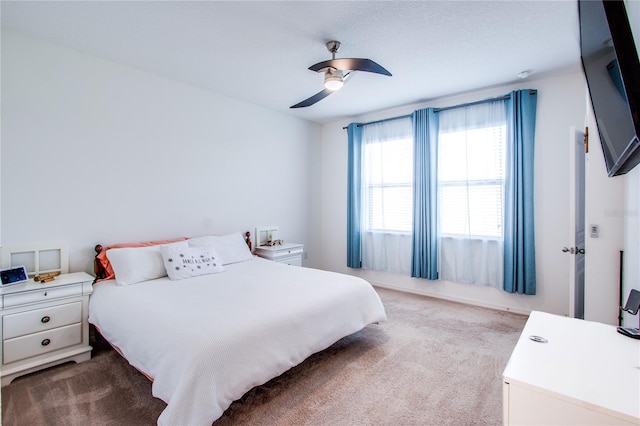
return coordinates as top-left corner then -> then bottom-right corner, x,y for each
1,1 -> 582,124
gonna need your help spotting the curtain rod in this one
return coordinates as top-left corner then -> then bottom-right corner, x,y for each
342,114 -> 411,130
433,93 -> 511,113
342,92 -> 522,130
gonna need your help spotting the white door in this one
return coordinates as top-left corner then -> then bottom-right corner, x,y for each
567,127 -> 586,319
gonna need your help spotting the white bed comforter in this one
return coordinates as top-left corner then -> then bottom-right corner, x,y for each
89,257 -> 386,425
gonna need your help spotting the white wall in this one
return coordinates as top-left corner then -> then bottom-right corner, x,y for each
621,0 -> 640,328
625,0 -> 639,48
621,168 -> 640,328
1,31 -> 322,273
583,104 -> 625,324
319,72 -> 602,316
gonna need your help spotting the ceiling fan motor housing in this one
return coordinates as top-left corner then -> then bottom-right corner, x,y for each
326,40 -> 341,56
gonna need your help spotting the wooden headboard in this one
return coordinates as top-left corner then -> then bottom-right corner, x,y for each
94,232 -> 253,282
93,244 -> 107,281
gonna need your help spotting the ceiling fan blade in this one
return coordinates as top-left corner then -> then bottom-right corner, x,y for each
290,88 -> 334,108
309,58 -> 392,76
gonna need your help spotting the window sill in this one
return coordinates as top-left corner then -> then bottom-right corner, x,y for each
364,230 -> 412,236
440,234 -> 502,242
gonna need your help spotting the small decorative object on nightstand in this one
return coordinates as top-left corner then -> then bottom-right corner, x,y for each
0,271 -> 94,386
255,243 -> 304,266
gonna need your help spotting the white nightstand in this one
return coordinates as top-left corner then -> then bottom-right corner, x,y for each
0,272 -> 94,386
255,243 -> 304,266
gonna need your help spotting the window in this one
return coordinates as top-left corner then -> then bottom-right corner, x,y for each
436,101 -> 508,287
438,123 -> 506,238
359,117 -> 414,275
363,136 -> 413,232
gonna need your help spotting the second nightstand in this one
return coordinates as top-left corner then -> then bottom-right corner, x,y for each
255,243 -> 304,266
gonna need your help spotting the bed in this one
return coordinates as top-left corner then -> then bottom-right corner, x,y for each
88,232 -> 387,425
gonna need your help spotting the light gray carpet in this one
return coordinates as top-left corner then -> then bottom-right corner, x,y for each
1,287 -> 527,425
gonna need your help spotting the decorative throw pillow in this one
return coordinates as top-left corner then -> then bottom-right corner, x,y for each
188,232 -> 253,265
160,245 -> 225,281
106,241 -> 189,285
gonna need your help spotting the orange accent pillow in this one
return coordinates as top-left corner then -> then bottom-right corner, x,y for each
96,237 -> 188,282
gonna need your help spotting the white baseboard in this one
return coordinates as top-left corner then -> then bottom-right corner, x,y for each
371,281 -> 532,316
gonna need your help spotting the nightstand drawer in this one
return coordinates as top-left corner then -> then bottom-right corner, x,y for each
2,284 -> 82,308
268,247 -> 303,259
3,302 -> 82,339
277,256 -> 302,267
3,323 -> 82,364
255,243 -> 304,264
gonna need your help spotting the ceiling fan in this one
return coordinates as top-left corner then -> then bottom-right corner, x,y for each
290,40 -> 392,109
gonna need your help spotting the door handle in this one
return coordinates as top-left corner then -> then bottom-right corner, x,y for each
562,247 -> 584,254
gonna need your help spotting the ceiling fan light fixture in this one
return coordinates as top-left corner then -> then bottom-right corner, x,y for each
324,70 -> 344,91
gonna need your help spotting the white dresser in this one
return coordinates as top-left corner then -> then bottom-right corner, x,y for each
255,243 -> 304,266
503,311 -> 640,425
0,272 -> 94,386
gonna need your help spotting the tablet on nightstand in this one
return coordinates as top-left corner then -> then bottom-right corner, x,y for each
0,265 -> 29,286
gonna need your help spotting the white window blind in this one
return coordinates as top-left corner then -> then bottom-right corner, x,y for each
363,137 -> 413,232
438,108 -> 506,239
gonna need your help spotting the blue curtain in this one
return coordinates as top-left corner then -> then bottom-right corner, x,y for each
503,90 -> 537,294
347,123 -> 363,268
411,108 -> 439,279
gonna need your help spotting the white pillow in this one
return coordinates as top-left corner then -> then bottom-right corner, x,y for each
106,241 -> 188,285
160,245 -> 225,281
188,232 -> 253,265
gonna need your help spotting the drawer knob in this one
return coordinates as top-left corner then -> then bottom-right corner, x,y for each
41,338 -> 51,346
41,316 -> 51,323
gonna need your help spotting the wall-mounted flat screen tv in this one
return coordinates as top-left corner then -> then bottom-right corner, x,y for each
579,0 -> 640,177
